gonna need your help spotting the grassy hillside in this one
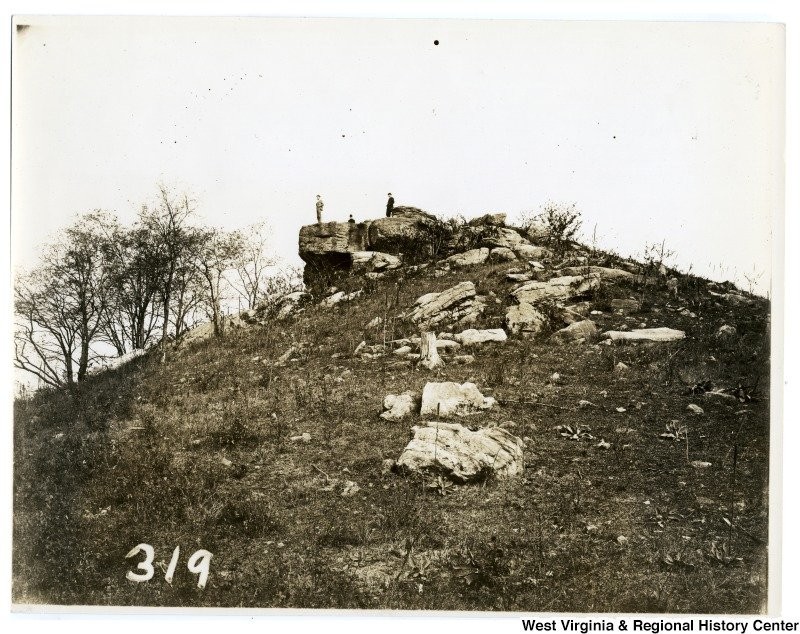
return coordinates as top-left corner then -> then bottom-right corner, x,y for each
13,244 -> 770,612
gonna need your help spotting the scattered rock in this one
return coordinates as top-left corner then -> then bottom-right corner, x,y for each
506,272 -> 532,283
393,345 -> 412,356
291,432 -> 312,443
365,316 -> 383,329
321,289 -> 363,307
452,354 -> 475,365
687,404 -> 705,415
603,327 -> 686,343
690,460 -> 712,469
380,392 -> 419,421
276,346 -> 298,365
550,320 -> 599,344
381,458 -> 396,475
716,324 -> 737,339
614,362 -> 629,374
395,422 -> 524,483
435,339 -> 462,351
453,328 -> 508,346
443,247 -> 490,268
506,302 -> 547,337
341,481 -> 361,497
354,341 -> 366,355
420,381 -> 497,417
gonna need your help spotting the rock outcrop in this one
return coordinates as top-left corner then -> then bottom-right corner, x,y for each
396,422 -> 524,482
298,207 -> 437,285
512,274 -> 600,304
406,281 -> 486,328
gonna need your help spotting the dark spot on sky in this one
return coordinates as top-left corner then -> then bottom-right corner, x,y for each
613,136 -> 616,139
16,24 -> 30,33
434,40 -> 439,45
341,134 -> 345,138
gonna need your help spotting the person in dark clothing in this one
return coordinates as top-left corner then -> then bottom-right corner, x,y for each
386,193 -> 394,217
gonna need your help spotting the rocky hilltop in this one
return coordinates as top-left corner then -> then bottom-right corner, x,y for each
14,202 -> 770,612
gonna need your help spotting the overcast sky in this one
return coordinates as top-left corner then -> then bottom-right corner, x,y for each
11,16 -> 783,295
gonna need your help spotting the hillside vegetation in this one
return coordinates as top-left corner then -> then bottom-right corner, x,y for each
13,217 -> 770,612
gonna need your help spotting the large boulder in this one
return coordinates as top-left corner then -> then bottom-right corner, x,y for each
396,422 -> 524,483
367,207 -> 438,255
488,247 -> 517,262
453,328 -> 508,346
420,381 -> 496,417
512,274 -> 600,304
443,247 -> 490,268
407,281 -> 486,328
603,327 -> 686,343
506,302 -> 547,337
468,212 -> 507,227
513,244 -> 551,260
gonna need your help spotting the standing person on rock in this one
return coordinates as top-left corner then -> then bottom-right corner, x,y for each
316,194 -> 324,224
386,192 -> 394,217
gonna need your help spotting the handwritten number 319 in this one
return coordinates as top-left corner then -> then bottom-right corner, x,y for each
125,544 -> 212,589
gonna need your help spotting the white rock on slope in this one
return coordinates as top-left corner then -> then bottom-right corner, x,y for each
396,422 -> 524,483
420,381 -> 497,417
602,327 -> 686,343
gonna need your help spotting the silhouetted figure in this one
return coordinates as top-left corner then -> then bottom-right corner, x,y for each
386,193 -> 394,217
315,194 -> 324,224
348,214 -> 355,225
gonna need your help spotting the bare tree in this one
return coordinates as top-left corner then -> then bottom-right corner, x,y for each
14,211 -> 112,387
97,215 -> 165,354
194,228 -> 245,336
138,185 -> 200,360
231,221 -> 277,309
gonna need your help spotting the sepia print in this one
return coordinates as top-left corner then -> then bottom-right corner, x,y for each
10,15 -> 783,613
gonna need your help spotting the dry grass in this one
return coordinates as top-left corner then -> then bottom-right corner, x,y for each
13,254 -> 770,612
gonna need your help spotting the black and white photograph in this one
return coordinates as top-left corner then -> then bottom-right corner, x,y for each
7,2 -> 793,624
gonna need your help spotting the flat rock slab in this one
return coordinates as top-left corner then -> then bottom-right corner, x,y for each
396,422 -> 524,483
420,381 -> 497,417
453,328 -> 508,346
559,266 -> 636,281
603,327 -> 686,342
